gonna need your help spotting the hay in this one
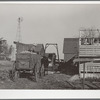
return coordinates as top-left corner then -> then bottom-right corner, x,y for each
68,75 -> 80,82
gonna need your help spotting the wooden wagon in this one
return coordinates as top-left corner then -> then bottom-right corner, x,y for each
10,51 -> 44,82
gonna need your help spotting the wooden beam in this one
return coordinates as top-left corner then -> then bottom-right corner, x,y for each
73,58 -> 100,63
82,63 -> 85,89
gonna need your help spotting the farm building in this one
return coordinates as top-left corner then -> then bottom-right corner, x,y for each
63,38 -> 79,62
63,29 -> 100,78
63,38 -> 79,75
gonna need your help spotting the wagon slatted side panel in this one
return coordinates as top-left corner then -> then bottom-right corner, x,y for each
16,53 -> 41,70
79,45 -> 100,57
80,62 -> 100,78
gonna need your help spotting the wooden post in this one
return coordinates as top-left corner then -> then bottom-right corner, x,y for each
83,62 -> 85,89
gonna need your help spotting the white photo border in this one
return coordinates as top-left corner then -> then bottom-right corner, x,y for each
0,1 -> 100,99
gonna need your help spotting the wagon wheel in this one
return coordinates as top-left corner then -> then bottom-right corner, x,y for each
9,62 -> 16,81
11,62 -> 19,81
13,71 -> 20,81
40,64 -> 45,77
34,63 -> 40,82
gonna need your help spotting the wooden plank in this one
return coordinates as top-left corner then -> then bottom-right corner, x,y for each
83,63 -> 85,89
73,58 -> 93,63
65,81 -> 76,89
80,45 -> 100,48
92,82 -> 100,89
79,62 -> 100,78
79,45 -> 100,57
74,58 -> 100,63
85,81 -> 98,89
79,52 -> 100,54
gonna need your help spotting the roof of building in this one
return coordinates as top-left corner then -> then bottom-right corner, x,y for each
63,38 -> 79,54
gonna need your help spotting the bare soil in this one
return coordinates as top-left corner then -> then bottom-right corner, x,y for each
0,61 -> 73,89
0,61 -> 99,89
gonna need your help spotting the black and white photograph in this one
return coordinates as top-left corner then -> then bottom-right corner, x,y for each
0,2 -> 100,90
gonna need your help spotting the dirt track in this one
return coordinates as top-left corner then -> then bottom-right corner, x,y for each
0,61 -> 99,89
0,71 -> 72,89
0,69 -> 73,89
0,61 -> 73,89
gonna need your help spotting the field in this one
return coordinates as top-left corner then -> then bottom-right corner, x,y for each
0,60 -> 72,89
0,60 -> 100,89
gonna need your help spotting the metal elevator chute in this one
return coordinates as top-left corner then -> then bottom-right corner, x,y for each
44,43 -> 60,63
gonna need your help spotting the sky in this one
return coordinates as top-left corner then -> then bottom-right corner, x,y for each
0,3 -> 100,59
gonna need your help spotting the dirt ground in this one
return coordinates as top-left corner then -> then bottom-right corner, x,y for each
0,60 -> 74,89
0,61 -> 99,89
